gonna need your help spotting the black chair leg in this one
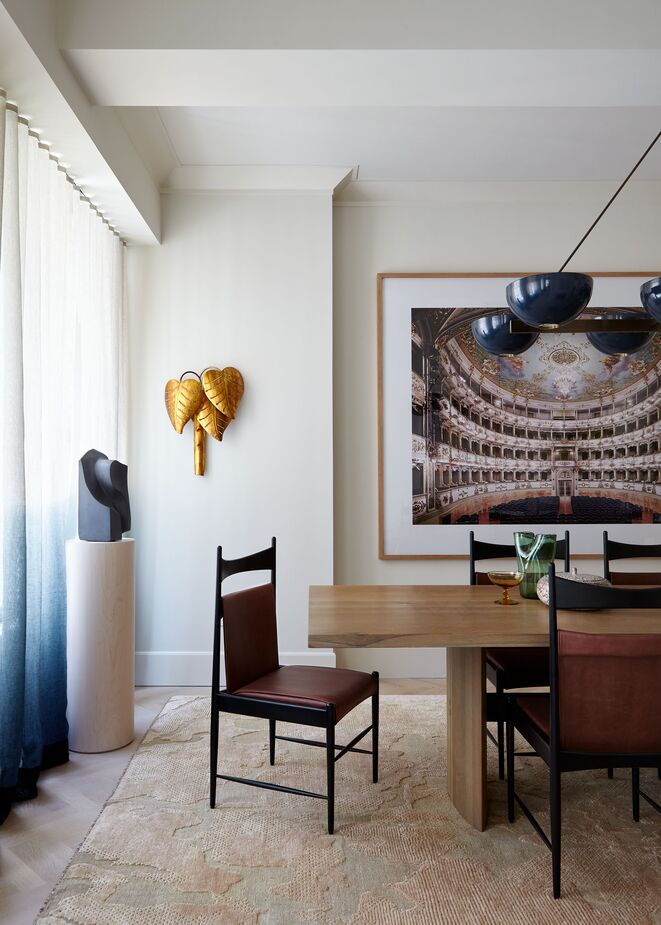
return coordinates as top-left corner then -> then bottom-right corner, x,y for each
607,767 -> 614,779
209,702 -> 219,808
326,707 -> 335,834
506,705 -> 515,823
269,718 -> 276,766
371,671 -> 379,784
550,765 -> 562,899
632,767 -> 640,822
496,675 -> 505,781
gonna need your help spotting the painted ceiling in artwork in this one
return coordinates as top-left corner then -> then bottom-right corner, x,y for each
454,323 -> 661,403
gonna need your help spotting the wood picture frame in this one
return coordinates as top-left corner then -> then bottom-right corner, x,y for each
377,272 -> 661,560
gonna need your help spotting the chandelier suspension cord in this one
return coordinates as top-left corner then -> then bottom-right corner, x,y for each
558,127 -> 661,272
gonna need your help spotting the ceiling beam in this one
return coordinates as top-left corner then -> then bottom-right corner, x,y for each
60,49 -> 661,109
0,0 -> 161,242
163,165 -> 354,192
56,0 -> 661,51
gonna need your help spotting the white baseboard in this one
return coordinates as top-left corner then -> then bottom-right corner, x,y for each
135,649 -> 337,686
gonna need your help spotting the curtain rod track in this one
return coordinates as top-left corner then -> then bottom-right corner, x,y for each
1,87 -> 124,242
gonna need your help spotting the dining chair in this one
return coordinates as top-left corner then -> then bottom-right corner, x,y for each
469,530 -> 570,779
602,531 -> 661,781
209,537 -> 379,834
506,565 -> 661,898
603,530 -> 661,585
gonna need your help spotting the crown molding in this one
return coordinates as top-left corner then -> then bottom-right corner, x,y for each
163,165 -> 353,193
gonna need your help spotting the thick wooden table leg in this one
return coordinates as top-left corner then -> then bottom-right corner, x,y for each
447,646 -> 486,831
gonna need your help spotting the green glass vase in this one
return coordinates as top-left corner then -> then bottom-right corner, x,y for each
514,532 -> 557,599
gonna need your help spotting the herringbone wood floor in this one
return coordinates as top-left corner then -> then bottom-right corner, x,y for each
0,680 -> 444,925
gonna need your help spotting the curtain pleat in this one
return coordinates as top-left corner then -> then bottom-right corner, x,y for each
0,100 -> 126,821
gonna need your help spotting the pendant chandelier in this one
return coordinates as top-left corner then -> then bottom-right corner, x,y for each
640,277 -> 661,322
586,313 -> 654,356
474,127 -> 661,357
470,313 -> 539,357
505,273 -> 592,330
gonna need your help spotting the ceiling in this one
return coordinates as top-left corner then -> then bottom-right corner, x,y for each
52,0 -> 661,189
149,106 -> 661,183
4,0 -> 661,239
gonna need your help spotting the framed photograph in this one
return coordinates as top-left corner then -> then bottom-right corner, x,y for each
378,272 -> 661,559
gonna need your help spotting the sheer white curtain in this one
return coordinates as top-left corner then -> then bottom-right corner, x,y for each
0,92 -> 126,820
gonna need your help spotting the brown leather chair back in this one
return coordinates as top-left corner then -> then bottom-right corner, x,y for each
557,630 -> 661,753
222,583 -> 279,692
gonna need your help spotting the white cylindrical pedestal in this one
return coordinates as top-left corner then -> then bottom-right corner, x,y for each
66,537 -> 135,753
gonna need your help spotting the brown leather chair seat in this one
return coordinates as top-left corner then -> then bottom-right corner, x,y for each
234,665 -> 378,722
515,695 -> 550,736
486,646 -> 549,689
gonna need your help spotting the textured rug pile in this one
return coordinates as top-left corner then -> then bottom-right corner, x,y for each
38,695 -> 660,924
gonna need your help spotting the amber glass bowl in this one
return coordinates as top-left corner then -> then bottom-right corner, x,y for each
487,570 -> 523,606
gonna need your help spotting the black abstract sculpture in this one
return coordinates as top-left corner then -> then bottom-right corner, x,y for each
78,449 -> 131,542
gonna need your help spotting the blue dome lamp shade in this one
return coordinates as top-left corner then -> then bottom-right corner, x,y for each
640,277 -> 661,322
586,313 -> 654,356
471,313 -> 540,356
506,272 -> 593,330
505,127 -> 661,332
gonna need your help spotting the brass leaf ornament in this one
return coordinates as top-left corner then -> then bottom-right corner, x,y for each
193,417 -> 205,476
202,367 -> 244,420
164,377 -> 205,434
164,367 -> 243,476
196,397 -> 230,442
164,379 -> 180,431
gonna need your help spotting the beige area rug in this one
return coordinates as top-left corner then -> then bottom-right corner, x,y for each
38,695 -> 661,925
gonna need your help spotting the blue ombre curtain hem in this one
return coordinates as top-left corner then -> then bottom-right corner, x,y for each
0,506 -> 70,822
0,91 -> 125,823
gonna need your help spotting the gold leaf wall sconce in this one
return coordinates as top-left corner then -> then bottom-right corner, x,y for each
164,367 -> 244,475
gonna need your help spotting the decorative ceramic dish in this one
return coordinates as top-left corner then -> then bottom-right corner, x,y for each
536,568 -> 610,605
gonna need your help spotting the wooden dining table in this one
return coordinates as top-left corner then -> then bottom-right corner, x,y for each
308,583 -> 661,831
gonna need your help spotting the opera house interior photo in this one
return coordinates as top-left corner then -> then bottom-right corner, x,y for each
412,308 -> 661,526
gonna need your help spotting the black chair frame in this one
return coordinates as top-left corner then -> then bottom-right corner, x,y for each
506,565 -> 661,899
470,530 -> 570,780
603,529 -> 661,582
469,530 -> 570,587
209,538 -> 379,834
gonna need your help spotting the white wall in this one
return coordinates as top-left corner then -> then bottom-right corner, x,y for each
333,180 -> 661,677
127,191 -> 335,684
126,179 -> 661,683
